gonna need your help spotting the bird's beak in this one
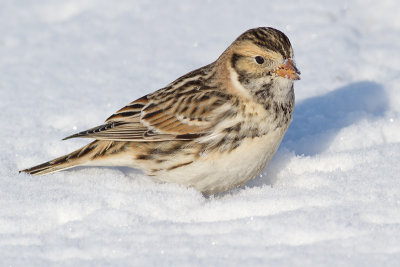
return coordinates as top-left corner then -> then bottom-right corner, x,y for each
275,59 -> 301,80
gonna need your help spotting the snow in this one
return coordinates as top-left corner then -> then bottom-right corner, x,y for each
2,0 -> 400,265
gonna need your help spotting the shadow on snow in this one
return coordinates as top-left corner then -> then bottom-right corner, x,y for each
244,80 -> 388,190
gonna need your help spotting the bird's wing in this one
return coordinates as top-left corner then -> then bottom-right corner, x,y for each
63,89 -> 233,142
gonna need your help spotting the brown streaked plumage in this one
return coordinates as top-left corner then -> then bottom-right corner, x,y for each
20,27 -> 300,195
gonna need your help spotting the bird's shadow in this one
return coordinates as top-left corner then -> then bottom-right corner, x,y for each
245,80 -> 388,189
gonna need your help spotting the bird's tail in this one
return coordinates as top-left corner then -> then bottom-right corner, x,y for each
20,140 -> 128,175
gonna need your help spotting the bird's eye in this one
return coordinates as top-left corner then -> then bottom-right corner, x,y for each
255,56 -> 264,64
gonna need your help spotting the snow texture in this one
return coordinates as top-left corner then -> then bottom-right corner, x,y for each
2,0 -> 400,266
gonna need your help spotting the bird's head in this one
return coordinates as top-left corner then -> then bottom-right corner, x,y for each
226,27 -> 300,94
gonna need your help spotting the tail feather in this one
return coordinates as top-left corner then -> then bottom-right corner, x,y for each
20,140 -> 125,175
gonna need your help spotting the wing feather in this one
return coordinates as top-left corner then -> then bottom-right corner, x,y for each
63,64 -> 234,142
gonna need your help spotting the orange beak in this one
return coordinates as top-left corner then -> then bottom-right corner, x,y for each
275,59 -> 301,80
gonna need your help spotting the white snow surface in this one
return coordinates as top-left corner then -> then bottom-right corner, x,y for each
2,0 -> 400,266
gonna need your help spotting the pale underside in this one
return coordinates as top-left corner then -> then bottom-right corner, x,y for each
152,128 -> 287,194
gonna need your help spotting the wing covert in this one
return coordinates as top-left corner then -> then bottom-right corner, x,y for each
63,89 -> 233,142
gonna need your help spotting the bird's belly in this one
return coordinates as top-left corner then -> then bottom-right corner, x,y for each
154,128 -> 286,194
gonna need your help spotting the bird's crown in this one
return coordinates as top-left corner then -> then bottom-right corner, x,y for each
235,27 -> 293,59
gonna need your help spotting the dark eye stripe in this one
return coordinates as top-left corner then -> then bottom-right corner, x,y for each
231,53 -> 243,68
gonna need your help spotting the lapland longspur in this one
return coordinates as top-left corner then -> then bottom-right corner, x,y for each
21,27 -> 300,195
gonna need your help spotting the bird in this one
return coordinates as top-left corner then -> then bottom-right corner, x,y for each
20,27 -> 300,195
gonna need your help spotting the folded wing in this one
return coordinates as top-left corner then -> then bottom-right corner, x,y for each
63,89 -> 232,142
